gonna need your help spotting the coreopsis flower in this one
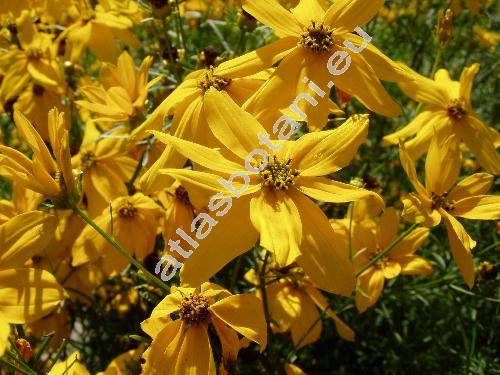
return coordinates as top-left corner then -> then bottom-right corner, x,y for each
333,207 -> 432,312
72,122 -> 137,216
0,109 -> 81,207
76,51 -> 161,123
384,64 -> 500,174
245,264 -> 355,347
0,211 -> 66,324
154,91 -> 383,295
131,46 -> 284,193
59,0 -> 140,62
140,283 -> 267,374
241,0 -> 410,131
72,193 -> 162,274
399,132 -> 500,288
0,11 -> 64,94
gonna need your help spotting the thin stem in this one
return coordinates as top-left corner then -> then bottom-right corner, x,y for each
4,350 -> 35,374
356,223 -> 419,277
259,252 -> 272,335
73,206 -> 170,293
475,240 -> 500,256
0,357 -> 33,375
32,333 -> 54,364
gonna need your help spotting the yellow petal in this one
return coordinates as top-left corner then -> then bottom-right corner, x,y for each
398,141 -> 428,198
448,173 -> 494,202
289,189 -> 356,296
332,50 -> 401,116
48,351 -> 90,375
383,110 -> 436,146
390,227 -> 430,258
151,132 -> 243,175
440,210 -> 476,288
452,195 -> 500,220
290,293 -> 321,348
291,0 -> 326,24
0,268 -> 66,324
297,176 -> 384,209
250,190 -> 302,267
324,0 -> 384,33
305,286 -> 355,341
355,268 -> 385,313
425,132 -> 461,196
174,324 -> 214,375
459,63 -> 479,106
268,283 -> 302,332
382,262 -> 401,279
401,193 -> 441,227
211,315 -> 240,369
180,196 -> 258,287
209,294 -> 267,350
397,66 -> 450,106
13,110 -> 56,173
285,363 -> 307,375
458,116 -> 500,175
203,88 -> 263,159
242,0 -> 303,37
216,37 -> 298,79
376,207 -> 400,249
0,211 -> 57,269
398,256 -> 433,276
296,114 -> 369,176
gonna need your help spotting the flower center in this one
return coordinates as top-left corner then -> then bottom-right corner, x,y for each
199,67 -> 231,91
430,192 -> 454,211
32,84 -> 45,96
179,293 -> 210,325
81,151 -> 96,170
175,185 -> 191,207
259,156 -> 300,191
369,248 -> 389,269
447,98 -> 467,120
26,48 -> 43,60
299,21 -> 335,53
116,199 -> 138,218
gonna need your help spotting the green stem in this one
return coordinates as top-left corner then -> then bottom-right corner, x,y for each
475,240 -> 500,256
32,333 -> 54,364
0,357 -> 33,375
4,350 -> 35,374
73,206 -> 170,293
356,223 -> 419,277
258,251 -> 273,359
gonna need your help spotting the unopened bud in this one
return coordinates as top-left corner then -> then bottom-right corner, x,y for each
437,9 -> 454,46
476,261 -> 497,283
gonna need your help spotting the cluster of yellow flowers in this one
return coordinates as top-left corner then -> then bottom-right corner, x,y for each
0,0 -> 498,373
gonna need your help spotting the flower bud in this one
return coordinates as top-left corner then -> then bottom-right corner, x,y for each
437,9 -> 454,46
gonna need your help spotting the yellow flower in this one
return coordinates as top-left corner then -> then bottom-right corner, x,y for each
76,51 -> 162,123
0,11 -> 64,94
333,207 -> 432,312
0,109 -> 81,207
0,211 -> 66,324
245,264 -> 355,348
72,193 -> 162,275
59,0 -> 140,62
131,47 -> 282,193
140,282 -> 267,374
399,132 -> 500,288
153,90 -> 383,295
384,64 -> 500,174
241,0 -> 411,131
72,121 -> 137,217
